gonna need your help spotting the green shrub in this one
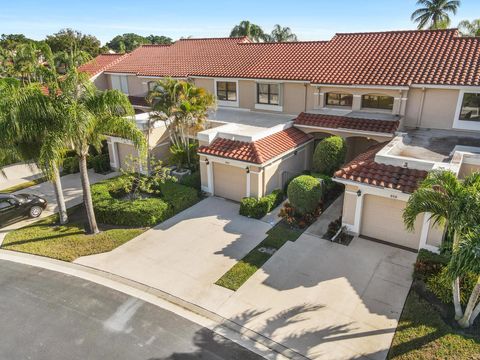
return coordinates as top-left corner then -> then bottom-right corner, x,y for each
160,181 -> 199,213
426,267 -> 478,305
414,249 -> 450,280
179,171 -> 201,190
239,189 -> 284,219
92,179 -> 172,227
287,175 -> 323,216
312,136 -> 347,175
62,156 -> 79,174
311,173 -> 335,192
91,154 -> 111,174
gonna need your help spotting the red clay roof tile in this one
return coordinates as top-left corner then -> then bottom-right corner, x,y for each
334,142 -> 428,193
198,127 -> 313,164
294,112 -> 399,135
78,53 -> 128,77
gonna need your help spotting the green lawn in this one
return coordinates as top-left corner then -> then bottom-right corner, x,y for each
1,206 -> 146,262
215,222 -> 303,291
0,176 -> 47,193
388,290 -> 480,359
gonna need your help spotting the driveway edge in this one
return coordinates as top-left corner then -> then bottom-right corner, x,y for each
0,250 -> 307,360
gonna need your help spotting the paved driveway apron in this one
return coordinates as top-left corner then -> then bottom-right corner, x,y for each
76,197 -> 272,310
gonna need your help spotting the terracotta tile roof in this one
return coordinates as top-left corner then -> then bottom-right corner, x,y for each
294,112 -> 399,135
99,29 -> 480,86
78,53 -> 128,77
198,127 -> 313,164
334,142 -> 428,193
128,96 -> 149,107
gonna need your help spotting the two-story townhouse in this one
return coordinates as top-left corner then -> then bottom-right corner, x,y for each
79,28 -> 480,253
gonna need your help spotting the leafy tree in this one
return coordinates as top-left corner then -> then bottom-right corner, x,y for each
39,69 -> 146,234
458,19 -> 480,36
0,78 -> 69,224
268,24 -> 298,42
46,29 -> 102,57
148,78 -> 215,170
107,33 -> 150,53
411,0 -> 460,30
146,35 -> 173,45
10,42 -> 55,84
403,170 -> 480,327
0,34 -> 37,50
229,20 -> 267,42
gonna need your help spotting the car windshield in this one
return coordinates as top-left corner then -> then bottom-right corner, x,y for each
11,195 -> 25,204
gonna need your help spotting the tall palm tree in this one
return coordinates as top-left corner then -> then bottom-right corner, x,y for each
458,19 -> 480,36
411,0 -> 460,30
403,170 -> 480,326
229,20 -> 266,42
269,25 -> 298,42
0,78 -> 69,224
41,69 -> 146,234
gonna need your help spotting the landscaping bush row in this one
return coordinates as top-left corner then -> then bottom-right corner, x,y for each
91,176 -> 198,227
63,153 -> 111,175
239,189 -> 284,219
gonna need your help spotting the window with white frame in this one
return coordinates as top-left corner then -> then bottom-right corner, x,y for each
325,92 -> 353,107
257,83 -> 280,105
459,93 -> 480,121
361,94 -> 394,110
111,75 -> 129,94
216,81 -> 237,101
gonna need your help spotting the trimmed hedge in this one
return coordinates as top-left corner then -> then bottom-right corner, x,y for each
92,177 -> 198,227
63,156 -> 79,174
239,189 -> 284,219
179,171 -> 201,190
313,136 -> 346,176
91,153 -> 111,174
287,175 -> 323,216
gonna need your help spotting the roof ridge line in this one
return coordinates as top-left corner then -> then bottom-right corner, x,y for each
333,28 -> 459,36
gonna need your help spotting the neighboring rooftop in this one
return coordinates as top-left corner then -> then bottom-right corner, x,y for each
334,142 -> 429,194
98,29 -> 480,87
78,54 -> 127,77
198,127 -> 313,164
294,112 -> 399,135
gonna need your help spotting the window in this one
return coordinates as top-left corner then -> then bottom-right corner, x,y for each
147,81 -> 157,92
0,200 -> 12,211
257,83 -> 280,105
459,93 -> 480,121
362,94 -> 394,110
325,93 -> 353,107
111,75 -> 129,94
216,81 -> 237,101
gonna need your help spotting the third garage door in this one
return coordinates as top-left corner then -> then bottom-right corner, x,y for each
213,163 -> 247,202
360,194 -> 422,250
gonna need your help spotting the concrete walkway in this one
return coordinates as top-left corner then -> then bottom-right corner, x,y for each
305,195 -> 344,239
0,163 -> 42,190
0,170 -> 118,245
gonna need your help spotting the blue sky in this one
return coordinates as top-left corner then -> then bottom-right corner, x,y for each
2,0 -> 480,44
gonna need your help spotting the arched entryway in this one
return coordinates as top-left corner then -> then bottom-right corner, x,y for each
344,136 -> 379,162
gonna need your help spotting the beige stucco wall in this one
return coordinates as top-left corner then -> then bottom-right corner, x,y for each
427,222 -> 444,248
298,126 -> 392,143
238,80 -> 256,110
117,143 -> 138,170
404,88 -> 459,130
199,156 -> 208,189
283,83 -> 308,114
127,75 -> 147,97
93,73 -> 109,90
193,78 -> 214,94
342,191 -> 357,226
458,162 -> 480,179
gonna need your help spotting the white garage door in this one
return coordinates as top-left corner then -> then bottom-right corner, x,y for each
117,143 -> 137,170
213,163 -> 246,202
361,194 -> 422,250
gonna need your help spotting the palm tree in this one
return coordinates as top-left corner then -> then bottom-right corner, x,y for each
41,69 -> 146,234
403,170 -> 480,326
0,78 -> 69,224
229,20 -> 266,42
458,19 -> 480,36
269,25 -> 298,42
411,0 -> 460,30
147,78 -> 215,170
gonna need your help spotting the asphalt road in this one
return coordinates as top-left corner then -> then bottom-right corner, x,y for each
0,260 -> 264,360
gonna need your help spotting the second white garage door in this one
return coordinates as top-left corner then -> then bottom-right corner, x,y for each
213,163 -> 247,202
360,194 -> 422,250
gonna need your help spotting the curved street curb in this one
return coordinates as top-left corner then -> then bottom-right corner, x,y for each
0,250 -> 308,360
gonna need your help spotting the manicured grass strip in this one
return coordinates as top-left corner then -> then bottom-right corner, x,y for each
1,206 -> 146,262
388,290 -> 480,359
0,177 -> 47,193
215,222 -> 303,291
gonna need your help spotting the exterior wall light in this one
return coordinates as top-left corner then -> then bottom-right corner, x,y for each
205,159 -> 210,165
246,166 -> 250,174
356,189 -> 362,197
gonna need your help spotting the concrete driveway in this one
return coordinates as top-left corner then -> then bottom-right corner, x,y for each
76,197 -> 272,309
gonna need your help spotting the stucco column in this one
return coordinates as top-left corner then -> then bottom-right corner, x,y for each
317,92 -> 325,109
353,192 -> 364,234
246,170 -> 251,197
109,139 -> 119,169
352,95 -> 362,111
419,212 -> 431,250
207,161 -> 214,195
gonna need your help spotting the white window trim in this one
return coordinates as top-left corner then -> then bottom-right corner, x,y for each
255,81 -> 283,111
453,89 -> 480,131
214,79 -> 239,108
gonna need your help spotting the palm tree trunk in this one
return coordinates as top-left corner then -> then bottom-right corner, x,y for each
79,154 -> 99,234
458,276 -> 480,328
452,232 -> 463,320
52,165 -> 68,224
470,300 -> 480,326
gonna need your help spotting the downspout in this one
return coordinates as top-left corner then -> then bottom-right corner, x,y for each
416,87 -> 426,129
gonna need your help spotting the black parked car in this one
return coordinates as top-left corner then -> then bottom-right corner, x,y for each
0,193 -> 47,227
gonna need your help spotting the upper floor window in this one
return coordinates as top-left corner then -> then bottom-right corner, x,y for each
257,83 -> 280,105
216,81 -> 237,101
148,81 -> 158,92
459,93 -> 480,121
362,94 -> 394,110
111,75 -> 129,94
326,93 -> 353,107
